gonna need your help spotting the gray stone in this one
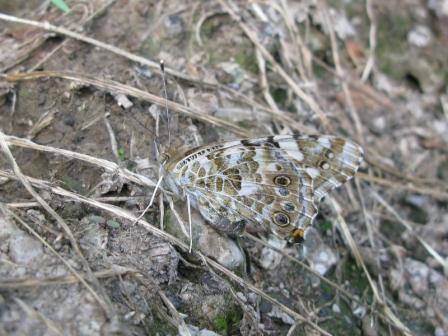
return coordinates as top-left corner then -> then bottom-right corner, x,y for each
165,204 -> 244,270
259,235 -> 286,270
408,25 -> 433,47
9,233 -> 44,265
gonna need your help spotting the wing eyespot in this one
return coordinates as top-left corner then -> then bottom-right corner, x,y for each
274,175 -> 291,186
325,150 -> 335,160
273,212 -> 290,227
319,161 -> 330,170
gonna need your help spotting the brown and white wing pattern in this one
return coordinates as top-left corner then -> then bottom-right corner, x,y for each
164,135 -> 363,242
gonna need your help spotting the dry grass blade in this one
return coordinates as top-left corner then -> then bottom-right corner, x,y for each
0,133 -> 415,332
0,11 -> 313,136
14,298 -> 63,335
370,188 -> 448,275
256,48 -> 279,113
3,134 -> 158,188
3,71 -> 250,137
1,205 -> 110,320
0,267 -> 136,289
27,108 -> 57,139
357,172 -> 448,200
28,0 -> 118,72
158,289 -> 192,336
276,0 -> 312,81
0,131 -> 115,320
246,234 -> 377,313
0,12 -> 210,86
103,115 -> 120,161
361,0 -> 377,81
217,0 -> 331,130
319,1 -> 364,144
1,169 -> 331,336
327,197 -> 412,336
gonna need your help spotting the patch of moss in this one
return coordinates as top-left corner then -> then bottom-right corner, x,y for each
308,269 -> 365,335
408,206 -> 428,225
344,2 -> 366,20
148,315 -> 177,336
437,160 -> 448,185
319,302 -> 361,336
61,175 -> 85,194
379,219 -> 405,244
342,259 -> 370,297
318,220 -> 333,233
212,308 -> 242,335
376,14 -> 413,79
139,37 -> 162,58
235,50 -> 258,74
270,87 -> 288,107
270,40 -> 283,65
106,219 -> 120,229
394,196 -> 429,226
118,148 -> 126,161
311,61 -> 327,80
200,14 -> 258,76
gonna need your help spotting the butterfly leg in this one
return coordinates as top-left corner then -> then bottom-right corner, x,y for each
227,219 -> 247,236
234,235 -> 250,279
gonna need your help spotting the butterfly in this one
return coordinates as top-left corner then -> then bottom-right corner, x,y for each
160,134 -> 363,244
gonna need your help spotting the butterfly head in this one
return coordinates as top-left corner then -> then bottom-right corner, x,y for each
158,152 -> 170,166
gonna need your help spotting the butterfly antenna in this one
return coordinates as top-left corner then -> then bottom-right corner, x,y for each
187,194 -> 193,253
132,174 -> 164,226
160,60 -> 171,149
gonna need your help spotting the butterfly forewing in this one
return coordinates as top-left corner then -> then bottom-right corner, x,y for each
164,135 -> 363,241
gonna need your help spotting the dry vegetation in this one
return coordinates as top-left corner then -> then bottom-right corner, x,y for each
0,0 -> 447,335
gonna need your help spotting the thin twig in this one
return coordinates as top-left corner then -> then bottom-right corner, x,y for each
14,298 -> 63,335
319,1 -> 364,145
369,188 -> 448,275
0,267 -> 136,289
132,175 -> 164,226
0,12 -> 211,86
358,172 -> 448,200
1,169 -> 331,335
361,0 -> 377,81
187,193 -> 193,253
3,71 -> 250,137
217,0 -> 330,129
103,114 -> 120,161
0,132 -> 115,320
327,197 -> 412,336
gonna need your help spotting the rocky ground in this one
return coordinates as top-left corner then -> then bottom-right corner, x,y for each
0,0 -> 447,335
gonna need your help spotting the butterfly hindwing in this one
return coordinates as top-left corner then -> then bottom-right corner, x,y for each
186,164 -> 317,239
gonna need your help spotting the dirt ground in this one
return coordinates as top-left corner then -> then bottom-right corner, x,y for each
0,0 -> 447,335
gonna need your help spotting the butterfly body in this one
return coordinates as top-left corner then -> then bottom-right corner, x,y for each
162,135 -> 363,243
